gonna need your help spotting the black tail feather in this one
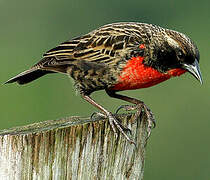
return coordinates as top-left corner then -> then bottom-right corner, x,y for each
4,69 -> 55,85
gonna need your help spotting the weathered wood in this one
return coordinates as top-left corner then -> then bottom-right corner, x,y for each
0,113 -> 149,180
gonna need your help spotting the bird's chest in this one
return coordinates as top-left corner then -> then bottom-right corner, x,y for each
112,56 -> 185,91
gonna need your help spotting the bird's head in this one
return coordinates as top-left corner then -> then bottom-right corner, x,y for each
145,28 -> 202,84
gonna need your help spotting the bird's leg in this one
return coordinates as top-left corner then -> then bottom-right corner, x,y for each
81,93 -> 135,145
106,90 -> 156,139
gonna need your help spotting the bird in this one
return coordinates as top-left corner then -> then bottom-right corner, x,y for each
5,22 -> 202,144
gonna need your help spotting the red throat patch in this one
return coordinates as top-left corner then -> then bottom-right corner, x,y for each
112,56 -> 186,91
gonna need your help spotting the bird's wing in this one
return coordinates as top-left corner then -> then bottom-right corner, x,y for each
32,24 -> 143,71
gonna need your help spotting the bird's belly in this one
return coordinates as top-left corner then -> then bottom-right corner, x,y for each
112,57 -> 186,91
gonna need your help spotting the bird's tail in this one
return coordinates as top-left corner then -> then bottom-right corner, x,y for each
4,68 -> 55,85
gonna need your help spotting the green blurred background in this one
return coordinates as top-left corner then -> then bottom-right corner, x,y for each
0,0 -> 209,179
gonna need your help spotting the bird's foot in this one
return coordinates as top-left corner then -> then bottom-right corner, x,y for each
116,103 -> 156,139
91,112 -> 135,145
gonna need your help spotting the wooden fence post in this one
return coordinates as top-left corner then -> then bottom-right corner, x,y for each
0,113 -> 149,180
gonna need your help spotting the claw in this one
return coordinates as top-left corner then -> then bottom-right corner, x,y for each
107,113 -> 136,145
116,105 -> 127,114
152,119 -> 156,128
109,113 -> 134,142
116,102 -> 156,141
91,111 -> 135,145
123,127 -> 132,136
141,104 -> 156,139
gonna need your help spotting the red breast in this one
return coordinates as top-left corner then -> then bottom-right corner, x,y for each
112,56 -> 186,91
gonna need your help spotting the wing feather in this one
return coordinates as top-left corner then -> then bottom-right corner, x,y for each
35,23 -> 144,71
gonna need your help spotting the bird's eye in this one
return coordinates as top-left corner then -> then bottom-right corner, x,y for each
177,50 -> 184,59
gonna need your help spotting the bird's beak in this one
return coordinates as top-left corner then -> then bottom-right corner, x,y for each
182,59 -> 203,84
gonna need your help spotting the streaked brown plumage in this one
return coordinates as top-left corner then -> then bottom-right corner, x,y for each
5,22 -> 202,144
